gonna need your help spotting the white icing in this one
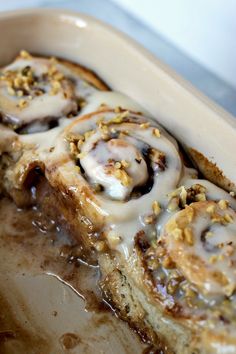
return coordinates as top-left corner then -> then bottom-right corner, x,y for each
165,203 -> 236,298
81,138 -> 148,200
45,109 -> 182,256
0,57 -> 97,127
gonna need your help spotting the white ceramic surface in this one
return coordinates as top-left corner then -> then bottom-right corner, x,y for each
0,8 -> 236,354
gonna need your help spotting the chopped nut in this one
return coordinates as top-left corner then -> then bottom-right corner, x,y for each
77,139 -> 84,149
69,142 -> 78,155
114,161 -> 122,169
169,186 -> 187,207
114,168 -> 132,187
193,184 -> 206,194
218,200 -> 229,210
140,122 -> 150,129
152,200 -> 161,216
34,89 -> 44,96
224,213 -> 234,223
172,228 -> 184,241
149,149 -> 166,170
20,50 -> 32,59
94,241 -> 106,252
186,183 -> 207,203
184,227 -> 194,246
53,72 -> 64,81
211,213 -> 225,224
121,160 -> 130,168
179,187 -> 187,206
21,65 -> 32,77
98,121 -> 109,138
114,106 -> 122,113
18,99 -> 28,109
224,283 -> 235,297
50,80 -> 61,95
108,110 -> 129,124
144,214 -> 155,225
48,65 -> 57,76
195,193 -> 206,202
152,128 -> 161,137
66,133 -> 84,143
206,204 -> 216,214
217,242 -> 224,249
14,77 -> 23,88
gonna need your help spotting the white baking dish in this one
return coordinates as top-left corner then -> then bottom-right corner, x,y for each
0,8 -> 235,353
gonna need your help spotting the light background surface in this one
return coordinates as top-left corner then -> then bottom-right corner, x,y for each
0,0 -> 235,115
112,0 -> 236,89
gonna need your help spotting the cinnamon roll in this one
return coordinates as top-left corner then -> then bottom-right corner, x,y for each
162,200 -> 236,352
40,108 -> 183,254
0,51 -> 108,133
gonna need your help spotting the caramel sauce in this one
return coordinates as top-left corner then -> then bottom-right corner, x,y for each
0,197 -> 152,354
0,290 -> 52,354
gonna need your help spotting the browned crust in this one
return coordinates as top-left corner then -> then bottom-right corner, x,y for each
188,147 -> 236,193
58,58 -> 109,91
98,254 -> 173,353
98,251 -> 192,354
34,176 -> 104,254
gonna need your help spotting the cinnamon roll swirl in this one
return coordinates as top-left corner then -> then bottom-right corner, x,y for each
0,51 -> 108,133
41,108 -> 183,254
